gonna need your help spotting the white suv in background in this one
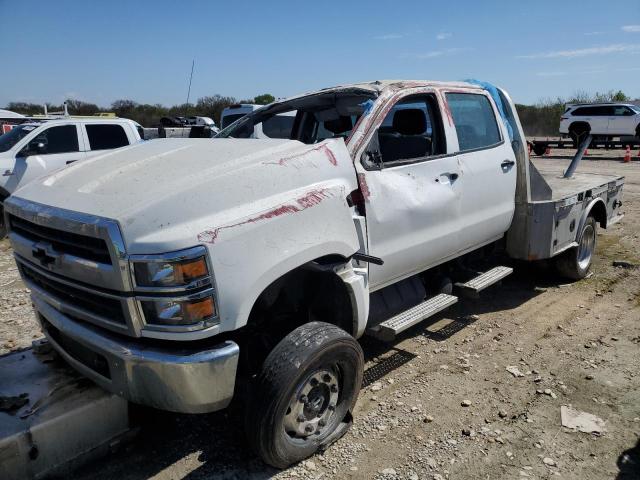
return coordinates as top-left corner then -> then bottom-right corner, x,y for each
559,103 -> 640,145
0,117 -> 143,237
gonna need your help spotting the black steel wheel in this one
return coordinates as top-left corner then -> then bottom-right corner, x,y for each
244,322 -> 363,468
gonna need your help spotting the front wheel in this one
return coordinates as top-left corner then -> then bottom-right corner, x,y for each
244,322 -> 364,469
555,216 -> 597,280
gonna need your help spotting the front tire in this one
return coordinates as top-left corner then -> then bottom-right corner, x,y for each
244,322 -> 363,469
555,216 -> 597,280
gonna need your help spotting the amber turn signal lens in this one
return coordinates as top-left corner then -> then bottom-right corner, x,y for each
176,258 -> 208,282
185,296 -> 216,320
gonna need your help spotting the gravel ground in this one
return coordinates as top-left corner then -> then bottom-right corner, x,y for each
1,149 -> 639,479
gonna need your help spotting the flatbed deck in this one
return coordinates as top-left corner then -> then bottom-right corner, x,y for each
535,166 -> 624,202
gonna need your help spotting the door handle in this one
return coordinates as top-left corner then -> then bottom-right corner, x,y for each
501,160 -> 515,169
436,172 -> 459,184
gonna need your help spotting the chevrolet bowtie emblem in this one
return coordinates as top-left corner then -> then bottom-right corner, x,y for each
32,242 -> 59,267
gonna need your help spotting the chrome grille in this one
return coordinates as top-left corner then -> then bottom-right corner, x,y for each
9,214 -> 111,264
20,261 -> 127,324
4,196 -> 131,292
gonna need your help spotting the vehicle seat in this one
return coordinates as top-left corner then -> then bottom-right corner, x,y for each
379,109 -> 431,162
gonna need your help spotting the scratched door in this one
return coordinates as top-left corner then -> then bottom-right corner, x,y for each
355,94 -> 463,291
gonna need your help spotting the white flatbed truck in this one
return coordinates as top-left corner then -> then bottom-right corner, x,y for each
1,80 -> 625,471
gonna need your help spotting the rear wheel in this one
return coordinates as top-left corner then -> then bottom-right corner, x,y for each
244,322 -> 363,468
555,216 -> 597,280
533,143 -> 547,156
569,124 -> 590,149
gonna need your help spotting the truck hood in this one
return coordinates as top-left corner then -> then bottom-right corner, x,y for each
12,138 -> 357,253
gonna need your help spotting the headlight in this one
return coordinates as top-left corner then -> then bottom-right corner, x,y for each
131,246 -> 219,332
140,293 -> 217,328
132,247 -> 209,288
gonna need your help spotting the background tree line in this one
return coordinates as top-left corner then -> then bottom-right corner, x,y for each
5,93 -> 276,129
5,90 -> 636,136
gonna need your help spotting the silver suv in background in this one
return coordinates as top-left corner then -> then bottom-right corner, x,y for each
559,103 -> 640,146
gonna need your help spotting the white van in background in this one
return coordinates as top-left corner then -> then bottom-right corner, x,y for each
220,104 -> 295,138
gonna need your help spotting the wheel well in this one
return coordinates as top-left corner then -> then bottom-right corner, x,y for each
588,200 -> 607,229
238,257 -> 355,374
569,122 -> 590,133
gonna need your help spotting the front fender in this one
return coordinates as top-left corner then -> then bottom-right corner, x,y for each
204,182 -> 362,333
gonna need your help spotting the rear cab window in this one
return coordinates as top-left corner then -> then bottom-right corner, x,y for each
85,124 -> 130,150
445,93 -> 502,151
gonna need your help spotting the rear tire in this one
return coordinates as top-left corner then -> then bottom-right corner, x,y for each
244,322 -> 363,469
569,125 -> 590,149
533,143 -> 547,156
555,216 -> 597,280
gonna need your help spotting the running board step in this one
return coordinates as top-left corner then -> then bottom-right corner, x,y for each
454,266 -> 513,298
367,293 -> 458,342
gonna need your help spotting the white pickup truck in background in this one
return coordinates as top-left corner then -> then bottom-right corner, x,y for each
3,80 -> 624,468
0,117 -> 143,236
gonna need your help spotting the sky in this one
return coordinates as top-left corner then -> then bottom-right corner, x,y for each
1,0 -> 639,108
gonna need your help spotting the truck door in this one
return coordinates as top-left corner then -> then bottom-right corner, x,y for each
14,124 -> 85,186
607,105 -> 635,135
356,93 -> 463,290
444,92 -> 517,252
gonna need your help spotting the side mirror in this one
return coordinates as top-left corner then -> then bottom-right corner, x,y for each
18,141 -> 45,158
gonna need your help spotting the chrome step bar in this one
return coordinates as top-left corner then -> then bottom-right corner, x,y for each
455,266 -> 513,298
367,293 -> 458,341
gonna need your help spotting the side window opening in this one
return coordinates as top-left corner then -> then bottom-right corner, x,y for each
613,106 -> 633,116
369,95 -> 445,166
31,125 -> 79,154
446,93 -> 501,152
85,124 -> 129,150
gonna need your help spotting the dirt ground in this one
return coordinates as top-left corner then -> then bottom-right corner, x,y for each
1,149 -> 639,480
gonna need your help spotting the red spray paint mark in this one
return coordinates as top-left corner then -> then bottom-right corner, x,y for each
436,91 -> 454,127
198,188 -> 332,244
265,143 -> 337,167
357,173 -> 370,201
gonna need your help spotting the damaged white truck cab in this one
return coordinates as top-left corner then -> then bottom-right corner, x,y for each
4,81 -> 624,468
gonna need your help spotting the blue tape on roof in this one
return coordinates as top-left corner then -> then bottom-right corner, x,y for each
465,79 -> 513,141
360,99 -> 375,116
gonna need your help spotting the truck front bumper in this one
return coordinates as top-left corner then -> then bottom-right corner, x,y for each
33,296 -> 239,414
